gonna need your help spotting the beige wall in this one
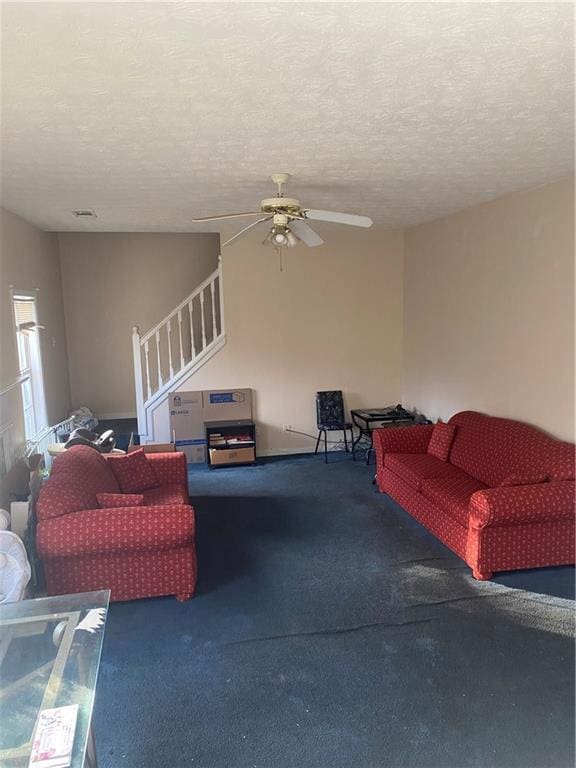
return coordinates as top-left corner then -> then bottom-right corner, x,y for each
0,208 -> 71,508
3,175 -> 573,461
151,226 -> 405,454
403,177 -> 575,441
0,207 -> 71,434
58,233 -> 219,417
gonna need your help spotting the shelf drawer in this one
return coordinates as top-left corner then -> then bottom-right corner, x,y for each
209,446 -> 255,465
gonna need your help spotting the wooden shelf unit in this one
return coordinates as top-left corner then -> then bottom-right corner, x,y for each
205,419 -> 256,468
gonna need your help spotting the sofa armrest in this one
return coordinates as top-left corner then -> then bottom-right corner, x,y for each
469,482 -> 575,530
146,451 -> 188,487
373,424 -> 434,464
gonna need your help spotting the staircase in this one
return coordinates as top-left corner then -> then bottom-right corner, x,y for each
132,258 -> 225,440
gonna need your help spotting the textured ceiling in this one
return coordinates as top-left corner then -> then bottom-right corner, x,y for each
1,2 -> 573,233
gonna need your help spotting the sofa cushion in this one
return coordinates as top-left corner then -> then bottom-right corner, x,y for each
448,411 -> 576,487
97,493 -> 145,508
142,484 -> 189,507
37,504 -> 195,558
499,474 -> 548,487
421,474 -> 488,527
107,449 -> 160,493
547,453 -> 576,482
428,422 -> 457,461
37,446 -> 120,520
384,453 -> 464,491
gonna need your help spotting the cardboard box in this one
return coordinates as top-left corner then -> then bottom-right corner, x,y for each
209,446 -> 255,466
170,388 -> 253,464
169,391 -> 205,463
202,388 -> 252,421
176,439 -> 207,464
169,390 -> 203,416
128,443 -> 175,453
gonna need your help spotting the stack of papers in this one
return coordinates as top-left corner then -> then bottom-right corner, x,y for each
29,705 -> 78,768
209,433 -> 254,447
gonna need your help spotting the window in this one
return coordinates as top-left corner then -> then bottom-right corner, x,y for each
12,291 -> 47,440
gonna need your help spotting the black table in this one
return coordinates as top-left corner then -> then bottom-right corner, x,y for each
351,407 -> 416,465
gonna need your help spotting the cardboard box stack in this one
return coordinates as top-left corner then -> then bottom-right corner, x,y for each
169,389 -> 253,464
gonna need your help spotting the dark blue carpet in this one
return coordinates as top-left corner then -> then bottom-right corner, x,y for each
94,454 -> 575,768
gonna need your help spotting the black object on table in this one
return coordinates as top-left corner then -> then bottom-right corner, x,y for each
351,405 -> 416,465
205,419 -> 257,468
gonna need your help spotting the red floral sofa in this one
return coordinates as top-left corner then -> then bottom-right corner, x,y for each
36,446 -> 196,601
375,411 -> 575,580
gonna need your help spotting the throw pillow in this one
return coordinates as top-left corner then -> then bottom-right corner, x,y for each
499,475 -> 548,487
107,449 -> 160,493
428,422 -> 457,462
96,492 -> 145,508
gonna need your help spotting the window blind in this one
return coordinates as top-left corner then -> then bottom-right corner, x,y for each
13,297 -> 36,329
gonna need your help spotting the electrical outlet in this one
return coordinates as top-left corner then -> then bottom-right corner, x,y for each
282,424 -> 292,432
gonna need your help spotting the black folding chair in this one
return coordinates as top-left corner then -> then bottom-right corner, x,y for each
314,391 -> 354,464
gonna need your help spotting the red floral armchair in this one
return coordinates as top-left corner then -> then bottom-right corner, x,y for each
36,446 -> 196,601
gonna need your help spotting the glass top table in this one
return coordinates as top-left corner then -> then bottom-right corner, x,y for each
0,590 -> 110,767
351,406 -> 417,464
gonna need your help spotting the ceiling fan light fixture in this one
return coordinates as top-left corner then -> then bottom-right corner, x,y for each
272,233 -> 287,247
262,230 -> 278,248
285,229 -> 299,248
262,224 -> 300,249
268,225 -> 290,247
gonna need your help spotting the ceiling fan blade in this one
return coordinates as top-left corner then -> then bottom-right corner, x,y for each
305,209 -> 373,228
192,211 -> 263,222
221,216 -> 272,248
289,219 -> 324,247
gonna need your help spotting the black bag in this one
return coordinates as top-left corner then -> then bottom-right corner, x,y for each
65,428 -> 116,453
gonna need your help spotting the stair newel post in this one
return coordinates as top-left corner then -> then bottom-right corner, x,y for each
200,290 -> 207,351
132,326 -> 147,438
167,318 -> 174,379
178,309 -> 184,369
218,254 -> 225,336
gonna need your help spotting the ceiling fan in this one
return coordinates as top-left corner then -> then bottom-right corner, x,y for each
192,174 -> 373,249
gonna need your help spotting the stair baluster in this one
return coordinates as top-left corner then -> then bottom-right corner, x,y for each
167,319 -> 174,379
210,280 -> 217,342
189,299 -> 196,358
144,339 -> 151,400
178,309 -> 184,369
155,330 -> 163,388
200,290 -> 207,351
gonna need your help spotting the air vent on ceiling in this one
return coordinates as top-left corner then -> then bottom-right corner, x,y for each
73,209 -> 97,218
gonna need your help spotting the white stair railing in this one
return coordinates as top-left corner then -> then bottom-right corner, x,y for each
132,259 -> 225,439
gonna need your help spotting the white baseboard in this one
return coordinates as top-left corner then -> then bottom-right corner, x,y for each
96,412 -> 137,421
256,446 -> 316,457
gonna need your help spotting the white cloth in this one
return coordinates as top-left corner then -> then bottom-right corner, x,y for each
9,501 -> 29,539
0,531 -> 31,603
